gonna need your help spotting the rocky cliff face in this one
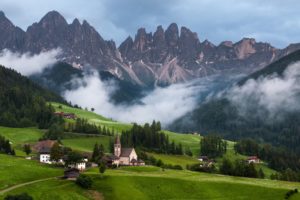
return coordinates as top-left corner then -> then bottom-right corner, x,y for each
0,11 -> 299,86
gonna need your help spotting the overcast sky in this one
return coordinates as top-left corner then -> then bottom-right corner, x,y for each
1,0 -> 300,48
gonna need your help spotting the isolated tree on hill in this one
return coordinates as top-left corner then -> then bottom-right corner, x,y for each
99,162 -> 106,177
50,142 -> 63,162
185,147 -> 193,157
65,151 -> 83,166
76,174 -> 92,189
258,168 -> 265,179
92,143 -> 105,162
91,108 -> 95,112
245,162 -> 258,178
44,123 -> 64,140
4,193 -> 33,200
220,158 -> 233,175
23,144 -> 31,156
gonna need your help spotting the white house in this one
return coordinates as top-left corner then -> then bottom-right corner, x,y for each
39,147 -> 51,164
35,140 -> 56,164
75,162 -> 86,170
247,156 -> 260,164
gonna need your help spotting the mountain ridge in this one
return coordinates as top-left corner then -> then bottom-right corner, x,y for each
1,10 -> 300,86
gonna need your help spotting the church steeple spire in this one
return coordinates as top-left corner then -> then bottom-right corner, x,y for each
114,134 -> 121,157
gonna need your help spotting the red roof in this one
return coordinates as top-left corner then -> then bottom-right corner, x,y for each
34,140 -> 56,152
247,156 -> 259,160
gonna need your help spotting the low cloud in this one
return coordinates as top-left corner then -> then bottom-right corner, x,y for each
0,49 -> 61,76
63,71 -> 208,126
221,61 -> 300,121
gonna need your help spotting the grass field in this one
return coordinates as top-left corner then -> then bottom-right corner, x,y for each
0,126 -> 43,156
0,126 -> 42,146
147,152 -> 199,168
0,179 -> 91,200
50,102 -> 132,132
2,162 -> 300,200
62,135 -> 111,153
163,130 -> 201,156
0,154 -> 62,191
85,167 -> 300,200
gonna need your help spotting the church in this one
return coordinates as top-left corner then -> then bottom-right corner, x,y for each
105,135 -> 145,167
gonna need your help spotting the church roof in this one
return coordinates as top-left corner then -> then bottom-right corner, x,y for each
120,148 -> 134,157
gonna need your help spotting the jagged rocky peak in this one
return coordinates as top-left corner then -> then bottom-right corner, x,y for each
202,39 -> 215,47
234,38 -> 257,59
180,26 -> 200,43
133,28 -> 152,51
0,10 -> 5,18
153,25 -> 166,47
71,18 -> 81,27
0,10 -> 14,27
0,11 -> 25,51
165,23 -> 179,46
119,36 -> 134,57
220,41 -> 233,47
39,10 -> 68,28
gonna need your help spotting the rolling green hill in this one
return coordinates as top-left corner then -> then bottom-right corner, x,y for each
50,102 -> 132,132
0,154 -> 62,191
1,157 -> 299,200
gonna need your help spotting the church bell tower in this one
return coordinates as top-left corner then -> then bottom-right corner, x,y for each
114,134 -> 121,157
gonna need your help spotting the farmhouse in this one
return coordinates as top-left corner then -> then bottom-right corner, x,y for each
64,168 -> 80,179
247,156 -> 260,164
106,135 -> 145,166
67,160 -> 87,171
36,140 -> 87,169
35,140 -> 56,164
54,111 -> 77,119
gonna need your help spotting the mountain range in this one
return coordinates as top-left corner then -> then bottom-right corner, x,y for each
1,10 -> 300,86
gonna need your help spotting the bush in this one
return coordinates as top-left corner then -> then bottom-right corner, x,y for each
5,193 -> 33,200
285,189 -> 298,199
76,174 -> 93,189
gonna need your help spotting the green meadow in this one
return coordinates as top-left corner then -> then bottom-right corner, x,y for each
147,152 -> 199,168
0,154 -> 62,191
50,102 -> 132,132
2,160 -> 300,200
62,135 -> 111,153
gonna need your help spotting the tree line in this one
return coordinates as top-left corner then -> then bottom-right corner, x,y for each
120,121 -> 183,155
64,118 -> 115,136
0,65 -> 64,129
235,138 -> 300,182
219,158 -> 265,178
200,135 -> 227,158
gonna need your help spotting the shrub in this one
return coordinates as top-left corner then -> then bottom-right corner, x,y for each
5,193 -> 33,200
76,174 -> 93,189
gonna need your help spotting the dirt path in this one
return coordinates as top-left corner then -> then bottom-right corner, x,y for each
0,177 -> 59,195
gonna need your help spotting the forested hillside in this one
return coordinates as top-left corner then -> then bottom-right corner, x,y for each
0,65 -> 64,128
171,50 -> 300,154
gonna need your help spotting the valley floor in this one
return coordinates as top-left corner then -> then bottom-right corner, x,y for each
0,154 -> 300,200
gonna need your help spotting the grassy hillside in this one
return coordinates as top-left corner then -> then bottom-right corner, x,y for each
0,126 -> 42,146
1,179 -> 91,200
62,135 -> 111,153
50,102 -> 132,132
0,126 -> 43,156
163,130 -> 200,155
147,152 -> 199,168
86,167 -> 300,200
2,161 -> 299,200
0,154 -> 62,191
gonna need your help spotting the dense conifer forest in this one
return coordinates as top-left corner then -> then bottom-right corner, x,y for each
0,65 -> 64,128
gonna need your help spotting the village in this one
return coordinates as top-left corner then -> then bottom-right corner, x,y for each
30,134 -> 146,179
